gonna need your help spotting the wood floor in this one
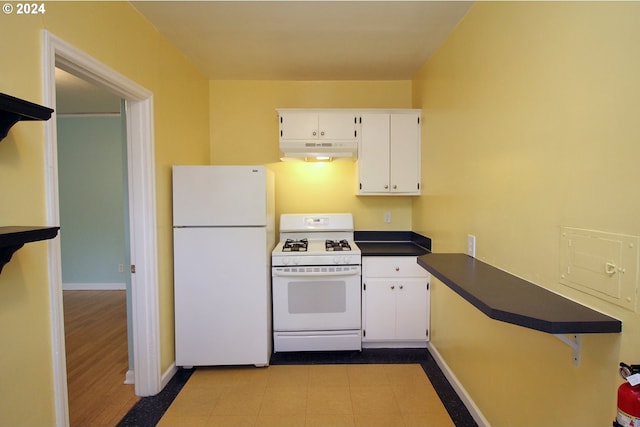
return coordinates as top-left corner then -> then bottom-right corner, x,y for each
63,290 -> 139,427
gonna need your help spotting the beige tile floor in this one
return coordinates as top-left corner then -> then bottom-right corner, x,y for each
158,364 -> 455,427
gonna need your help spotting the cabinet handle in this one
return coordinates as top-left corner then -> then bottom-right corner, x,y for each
391,285 -> 395,290
320,131 -> 325,136
312,131 -> 317,136
400,285 -> 404,290
384,185 -> 389,189
395,267 -> 399,271
393,185 -> 397,189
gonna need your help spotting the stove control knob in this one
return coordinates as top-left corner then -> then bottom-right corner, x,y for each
293,257 -> 300,265
282,258 -> 290,265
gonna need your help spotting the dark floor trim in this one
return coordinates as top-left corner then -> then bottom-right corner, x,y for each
117,348 -> 477,427
116,368 -> 194,427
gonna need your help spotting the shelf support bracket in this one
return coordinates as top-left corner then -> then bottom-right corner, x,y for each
554,334 -> 581,366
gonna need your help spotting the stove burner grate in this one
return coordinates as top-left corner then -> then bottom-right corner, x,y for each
282,238 -> 308,252
325,239 -> 351,251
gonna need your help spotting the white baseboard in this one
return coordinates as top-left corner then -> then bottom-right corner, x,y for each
123,366 -> 175,391
124,370 -> 135,385
161,362 -> 178,390
428,343 -> 491,427
62,282 -> 126,290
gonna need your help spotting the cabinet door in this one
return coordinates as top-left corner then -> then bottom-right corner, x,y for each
358,113 -> 390,193
318,113 -> 357,141
279,112 -> 319,140
390,113 -> 421,193
363,279 -> 396,340
395,279 -> 428,341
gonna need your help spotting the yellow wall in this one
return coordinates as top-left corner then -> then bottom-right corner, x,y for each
412,2 -> 640,426
0,3 -> 209,425
4,2 -> 637,425
209,80 -> 415,231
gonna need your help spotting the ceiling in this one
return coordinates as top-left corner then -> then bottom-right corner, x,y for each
131,1 -> 473,80
56,1 -> 473,113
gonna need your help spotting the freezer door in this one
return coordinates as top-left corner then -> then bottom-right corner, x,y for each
173,227 -> 272,366
173,165 -> 267,226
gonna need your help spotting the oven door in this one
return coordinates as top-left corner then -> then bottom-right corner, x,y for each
272,264 -> 361,331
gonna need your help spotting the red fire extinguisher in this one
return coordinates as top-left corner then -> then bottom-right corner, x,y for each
615,363 -> 640,427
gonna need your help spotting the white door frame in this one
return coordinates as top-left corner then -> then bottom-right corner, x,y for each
42,30 -> 161,426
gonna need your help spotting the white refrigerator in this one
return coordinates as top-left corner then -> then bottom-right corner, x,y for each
172,165 -> 275,367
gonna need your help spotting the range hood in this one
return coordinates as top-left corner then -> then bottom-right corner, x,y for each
279,140 -> 358,161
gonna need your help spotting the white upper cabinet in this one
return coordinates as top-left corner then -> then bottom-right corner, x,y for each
357,113 -> 390,192
390,113 -> 421,193
276,108 -> 421,180
279,110 -> 358,141
357,111 -> 421,195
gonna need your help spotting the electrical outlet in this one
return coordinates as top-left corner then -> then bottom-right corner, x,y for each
467,235 -> 476,257
384,212 -> 391,223
118,263 -> 125,273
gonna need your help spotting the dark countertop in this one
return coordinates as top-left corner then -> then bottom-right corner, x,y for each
356,242 -> 430,257
355,231 -> 431,257
417,253 -> 622,335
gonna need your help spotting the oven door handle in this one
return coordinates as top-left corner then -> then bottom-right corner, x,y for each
273,268 -> 360,277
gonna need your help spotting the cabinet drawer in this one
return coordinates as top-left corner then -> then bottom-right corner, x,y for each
363,256 -> 428,278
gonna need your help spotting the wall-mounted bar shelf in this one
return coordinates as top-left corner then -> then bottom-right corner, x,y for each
417,253 -> 622,365
0,227 -> 60,273
0,93 -> 54,142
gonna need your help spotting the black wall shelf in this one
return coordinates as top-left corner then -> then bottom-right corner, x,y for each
0,92 -> 54,141
417,253 -> 622,334
0,227 -> 60,273
417,253 -> 622,366
0,95 -> 58,273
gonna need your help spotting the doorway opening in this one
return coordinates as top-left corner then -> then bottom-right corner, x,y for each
56,68 -> 135,425
42,31 -> 161,426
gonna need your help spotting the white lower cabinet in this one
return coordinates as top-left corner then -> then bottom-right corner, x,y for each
362,256 -> 430,348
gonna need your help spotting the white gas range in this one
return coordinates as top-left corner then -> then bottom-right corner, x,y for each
271,213 -> 362,352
